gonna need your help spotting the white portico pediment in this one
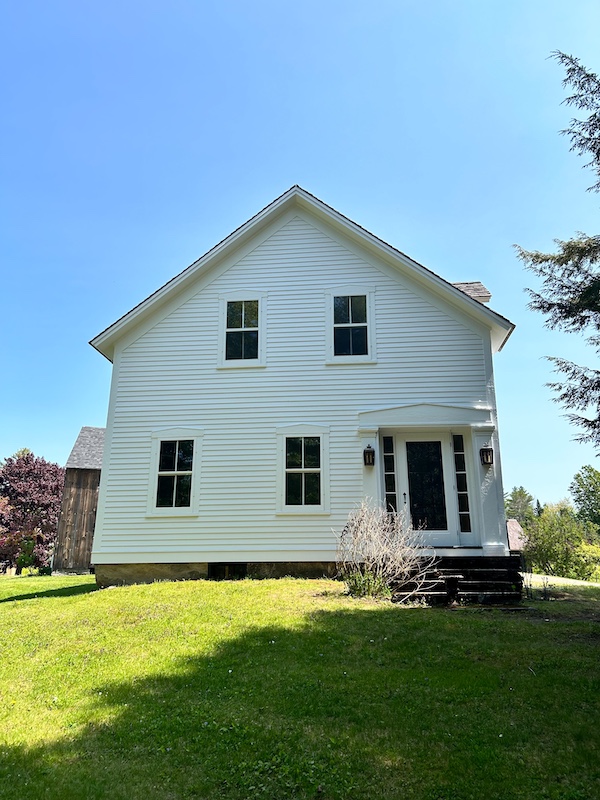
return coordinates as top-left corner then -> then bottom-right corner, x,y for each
358,403 -> 494,430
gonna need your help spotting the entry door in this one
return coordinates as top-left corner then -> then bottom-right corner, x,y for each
382,434 -> 459,547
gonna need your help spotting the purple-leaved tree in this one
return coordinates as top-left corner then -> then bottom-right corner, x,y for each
0,451 -> 65,572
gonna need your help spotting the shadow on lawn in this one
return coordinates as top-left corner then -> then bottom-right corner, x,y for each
0,604 -> 597,800
0,581 -> 98,604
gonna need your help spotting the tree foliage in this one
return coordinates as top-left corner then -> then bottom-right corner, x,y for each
523,501 -> 600,580
0,452 -> 65,572
516,52 -> 600,447
505,486 -> 535,528
554,50 -> 600,194
569,464 -> 600,529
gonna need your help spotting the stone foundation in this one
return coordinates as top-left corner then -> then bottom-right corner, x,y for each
247,562 -> 337,579
95,561 -> 337,587
95,562 -> 209,587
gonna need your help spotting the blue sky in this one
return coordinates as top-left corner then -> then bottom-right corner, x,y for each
1,0 -> 599,504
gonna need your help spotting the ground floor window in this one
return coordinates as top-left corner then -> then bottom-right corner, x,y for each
383,436 -> 397,512
156,439 -> 194,508
452,434 -> 471,532
147,428 -> 203,516
276,424 -> 329,514
285,436 -> 321,505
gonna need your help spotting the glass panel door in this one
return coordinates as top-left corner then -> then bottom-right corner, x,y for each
405,441 -> 447,530
390,433 -> 460,546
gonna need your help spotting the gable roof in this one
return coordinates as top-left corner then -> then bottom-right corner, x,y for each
91,186 -> 514,361
66,427 -> 105,470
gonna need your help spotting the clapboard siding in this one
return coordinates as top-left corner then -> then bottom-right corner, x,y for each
92,212 -> 496,564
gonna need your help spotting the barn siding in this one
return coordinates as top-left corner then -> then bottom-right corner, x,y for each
92,213 -> 497,564
55,468 -> 100,571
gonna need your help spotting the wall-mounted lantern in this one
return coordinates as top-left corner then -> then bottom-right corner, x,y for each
363,445 -> 375,466
480,445 -> 494,467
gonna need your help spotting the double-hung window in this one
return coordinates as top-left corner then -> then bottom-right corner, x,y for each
277,424 -> 330,514
333,295 -> 368,356
285,436 -> 321,506
156,439 -> 194,508
226,300 -> 259,360
326,288 -> 375,363
147,428 -> 203,516
219,293 -> 266,368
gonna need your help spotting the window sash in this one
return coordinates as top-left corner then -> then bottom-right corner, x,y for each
156,439 -> 194,508
225,300 -> 259,361
285,436 -> 322,506
333,294 -> 368,356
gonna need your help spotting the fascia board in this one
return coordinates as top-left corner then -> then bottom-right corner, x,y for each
291,202 -> 492,346
101,207 -> 301,359
358,403 -> 494,428
89,186 -> 303,361
90,185 -> 514,361
292,191 -> 514,352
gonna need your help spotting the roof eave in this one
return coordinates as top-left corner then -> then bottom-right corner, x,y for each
90,186 -> 515,360
90,186 -> 307,362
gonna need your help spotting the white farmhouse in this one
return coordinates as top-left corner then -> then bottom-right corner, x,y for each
91,186 -> 519,595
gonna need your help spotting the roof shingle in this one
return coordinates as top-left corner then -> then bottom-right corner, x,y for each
66,427 -> 105,470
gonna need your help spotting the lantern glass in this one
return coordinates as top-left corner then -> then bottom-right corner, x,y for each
363,445 -> 375,467
480,446 -> 493,466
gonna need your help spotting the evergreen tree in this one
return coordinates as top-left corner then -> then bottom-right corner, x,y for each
505,486 -> 535,528
570,464 -> 600,530
516,52 -> 600,447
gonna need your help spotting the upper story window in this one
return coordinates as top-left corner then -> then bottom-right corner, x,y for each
326,287 -> 376,364
333,295 -> 368,356
219,293 -> 267,369
226,300 -> 259,360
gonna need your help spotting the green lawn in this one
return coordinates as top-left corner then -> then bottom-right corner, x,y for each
0,575 -> 598,800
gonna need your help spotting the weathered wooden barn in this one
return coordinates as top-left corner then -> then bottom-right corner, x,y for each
54,427 -> 105,572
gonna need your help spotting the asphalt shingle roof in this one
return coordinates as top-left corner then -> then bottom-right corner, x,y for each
66,427 -> 105,470
451,282 -> 491,303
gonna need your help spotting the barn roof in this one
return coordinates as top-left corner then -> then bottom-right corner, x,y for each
66,427 -> 105,470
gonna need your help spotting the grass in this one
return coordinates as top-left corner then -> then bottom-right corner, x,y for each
0,575 -> 598,800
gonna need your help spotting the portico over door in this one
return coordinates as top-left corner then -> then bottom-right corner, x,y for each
382,432 -> 473,547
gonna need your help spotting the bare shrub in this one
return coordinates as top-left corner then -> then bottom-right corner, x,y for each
336,500 -> 438,600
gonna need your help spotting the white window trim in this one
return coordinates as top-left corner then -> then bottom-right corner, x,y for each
217,291 -> 267,369
325,286 -> 377,365
276,424 -> 330,515
146,427 -> 204,517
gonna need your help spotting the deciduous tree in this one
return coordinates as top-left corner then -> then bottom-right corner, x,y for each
0,452 -> 65,572
523,501 -> 600,580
